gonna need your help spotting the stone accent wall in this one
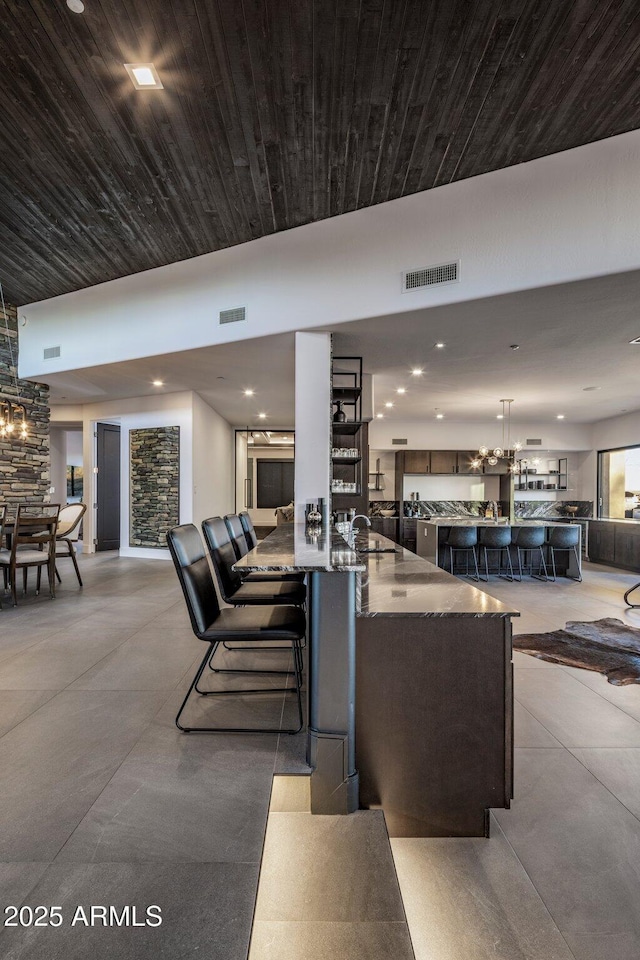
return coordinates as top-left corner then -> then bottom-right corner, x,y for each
129,426 -> 180,548
0,304 -> 50,507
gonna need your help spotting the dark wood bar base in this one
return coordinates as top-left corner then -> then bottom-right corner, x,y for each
356,615 -> 514,837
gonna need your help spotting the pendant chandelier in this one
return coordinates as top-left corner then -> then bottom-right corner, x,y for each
0,281 -> 29,441
472,399 -> 522,472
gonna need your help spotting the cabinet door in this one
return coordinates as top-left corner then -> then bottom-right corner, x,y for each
482,459 -> 508,475
430,450 -> 457,474
613,523 -> 640,569
404,451 -> 430,473
588,522 -> 615,564
457,451 -> 481,474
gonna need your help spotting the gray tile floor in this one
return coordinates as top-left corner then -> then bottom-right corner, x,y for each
0,552 -> 307,960
1,553 -> 640,959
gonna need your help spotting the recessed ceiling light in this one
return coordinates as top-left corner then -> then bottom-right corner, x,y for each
435,342 -> 445,349
397,387 -> 406,395
629,337 -> 640,344
436,413 -> 444,420
258,412 -> 267,419
152,380 -> 164,387
385,402 -> 394,408
496,414 -> 504,420
244,389 -> 254,396
583,386 -> 600,391
556,414 -> 565,419
376,413 -> 384,419
510,344 -> 520,350
124,63 -> 164,90
411,368 -> 423,376
66,0 -> 85,12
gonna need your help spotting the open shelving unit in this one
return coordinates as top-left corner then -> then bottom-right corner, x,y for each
331,356 -> 368,514
515,457 -> 567,492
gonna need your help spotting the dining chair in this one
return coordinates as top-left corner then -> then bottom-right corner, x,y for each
0,504 -> 60,607
54,502 -> 87,586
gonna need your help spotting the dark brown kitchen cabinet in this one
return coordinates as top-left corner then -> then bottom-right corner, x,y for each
370,518 -> 399,543
457,451 -> 481,474
588,521 -> 615,565
587,520 -> 640,570
401,518 -> 417,553
429,450 -> 458,474
403,451 -> 430,474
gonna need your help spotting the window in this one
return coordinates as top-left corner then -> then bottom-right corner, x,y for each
598,445 -> 640,519
256,460 -> 294,509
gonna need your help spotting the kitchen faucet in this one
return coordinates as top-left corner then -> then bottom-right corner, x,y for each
348,514 -> 371,542
489,500 -> 499,520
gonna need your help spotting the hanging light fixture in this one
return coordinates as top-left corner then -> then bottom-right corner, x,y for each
0,281 -> 30,441
472,400 -> 522,471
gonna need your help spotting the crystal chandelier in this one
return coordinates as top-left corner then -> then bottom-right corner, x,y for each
472,399 -> 521,471
0,281 -> 29,441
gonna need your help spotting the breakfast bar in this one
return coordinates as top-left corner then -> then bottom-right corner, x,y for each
235,523 -> 518,837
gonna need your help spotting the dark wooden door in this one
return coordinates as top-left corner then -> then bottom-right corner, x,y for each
96,422 -> 121,551
256,460 -> 294,508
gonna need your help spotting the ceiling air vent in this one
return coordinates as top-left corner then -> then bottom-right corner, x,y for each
392,438 -> 408,445
43,345 -> 61,360
219,306 -> 246,325
526,439 -> 542,445
402,260 -> 459,293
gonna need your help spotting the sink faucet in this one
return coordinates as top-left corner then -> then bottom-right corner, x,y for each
348,514 -> 371,542
489,500 -> 499,520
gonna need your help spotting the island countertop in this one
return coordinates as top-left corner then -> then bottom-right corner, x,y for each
235,525 -> 517,619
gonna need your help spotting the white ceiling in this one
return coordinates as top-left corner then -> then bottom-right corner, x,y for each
43,269 -> 640,428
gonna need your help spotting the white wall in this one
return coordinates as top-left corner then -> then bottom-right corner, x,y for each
191,393 -> 234,529
294,332 -> 331,523
369,418 -> 592,452
19,129 -> 640,379
49,427 -> 67,505
403,474 -> 499,501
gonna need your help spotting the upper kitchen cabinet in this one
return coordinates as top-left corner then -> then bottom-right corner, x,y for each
403,450 -> 431,474
430,450 -> 459,474
457,451 -> 482,474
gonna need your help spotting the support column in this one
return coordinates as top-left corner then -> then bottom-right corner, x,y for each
294,331 -> 331,524
308,570 -> 359,814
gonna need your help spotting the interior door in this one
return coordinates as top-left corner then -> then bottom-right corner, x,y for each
96,422 -> 121,551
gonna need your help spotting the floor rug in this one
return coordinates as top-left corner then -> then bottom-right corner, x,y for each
514,617 -> 640,685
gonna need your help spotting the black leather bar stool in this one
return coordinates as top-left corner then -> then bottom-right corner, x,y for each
512,526 -> 548,581
224,514 -> 304,583
442,526 -> 479,580
479,525 -> 514,581
202,517 -> 306,606
167,524 -> 305,733
547,525 -> 582,582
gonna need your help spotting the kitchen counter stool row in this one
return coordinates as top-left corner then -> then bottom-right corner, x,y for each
441,523 -> 582,582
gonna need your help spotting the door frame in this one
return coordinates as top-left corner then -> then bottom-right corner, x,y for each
91,418 -> 122,553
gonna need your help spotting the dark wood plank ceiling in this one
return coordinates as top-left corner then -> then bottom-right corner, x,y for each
2,0 -> 640,305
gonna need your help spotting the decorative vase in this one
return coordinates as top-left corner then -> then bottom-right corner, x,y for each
333,401 -> 347,423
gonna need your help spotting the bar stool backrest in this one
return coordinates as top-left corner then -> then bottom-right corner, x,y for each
514,526 -> 546,549
224,515 -> 248,560
479,525 -> 512,548
201,517 -> 243,601
239,512 -> 258,550
444,526 -> 478,548
167,524 -> 221,638
548,525 -> 580,548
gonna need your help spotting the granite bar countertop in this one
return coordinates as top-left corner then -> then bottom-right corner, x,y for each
353,531 -> 517,618
233,522 -> 366,573
235,525 -> 517,619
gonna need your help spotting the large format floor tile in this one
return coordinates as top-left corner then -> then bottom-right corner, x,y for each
392,820 -> 574,960
493,749 -> 640,937
0,690 -> 58,738
563,931 -> 640,960
0,862 -> 258,960
570,748 -> 640,821
254,810 -> 405,923
0,690 -> 168,861
514,668 -> 640,748
249,921 -> 415,960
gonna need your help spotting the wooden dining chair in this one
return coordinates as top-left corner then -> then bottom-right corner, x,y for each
0,504 -> 60,607
53,502 -> 86,586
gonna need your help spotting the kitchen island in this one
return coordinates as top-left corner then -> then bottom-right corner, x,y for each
235,523 -> 518,837
417,518 -> 582,579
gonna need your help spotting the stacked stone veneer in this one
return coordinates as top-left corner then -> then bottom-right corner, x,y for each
129,426 -> 180,548
0,304 -> 50,507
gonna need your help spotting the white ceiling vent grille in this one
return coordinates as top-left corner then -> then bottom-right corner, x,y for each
219,306 -> 247,325
402,260 -> 459,293
43,345 -> 61,360
392,438 -> 408,445
526,438 -> 542,445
